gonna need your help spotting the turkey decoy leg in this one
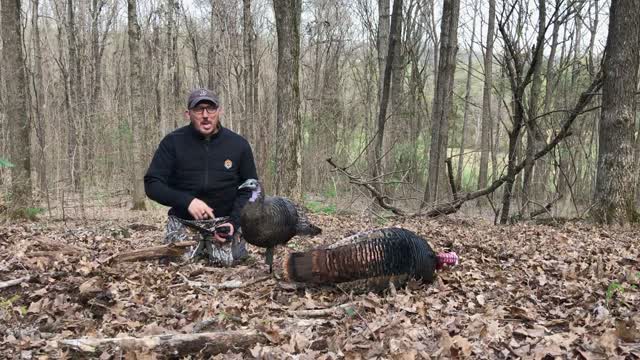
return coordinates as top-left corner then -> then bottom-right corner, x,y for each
265,247 -> 274,273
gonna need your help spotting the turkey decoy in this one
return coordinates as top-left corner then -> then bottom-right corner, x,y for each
283,227 -> 458,290
238,179 -> 322,273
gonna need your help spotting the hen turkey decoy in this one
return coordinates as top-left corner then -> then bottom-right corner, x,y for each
283,227 -> 458,290
238,179 -> 322,273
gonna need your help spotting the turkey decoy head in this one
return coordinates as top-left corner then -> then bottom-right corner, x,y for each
238,178 -> 262,202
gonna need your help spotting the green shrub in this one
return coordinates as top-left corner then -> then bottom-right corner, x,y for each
306,200 -> 337,215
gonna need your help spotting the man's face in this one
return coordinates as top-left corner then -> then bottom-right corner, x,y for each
185,101 -> 221,137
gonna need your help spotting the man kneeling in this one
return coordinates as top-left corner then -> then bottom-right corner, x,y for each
144,88 -> 257,266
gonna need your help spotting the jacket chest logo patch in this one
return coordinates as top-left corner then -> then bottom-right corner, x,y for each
224,159 -> 233,169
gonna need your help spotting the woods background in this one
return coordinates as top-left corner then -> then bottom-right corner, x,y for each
0,0 -> 638,225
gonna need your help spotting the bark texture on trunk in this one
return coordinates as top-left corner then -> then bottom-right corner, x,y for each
273,0 -> 303,201
593,0 -> 640,224
2,0 -> 33,215
423,0 -> 460,206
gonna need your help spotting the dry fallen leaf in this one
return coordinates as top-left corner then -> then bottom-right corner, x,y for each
598,329 -> 618,355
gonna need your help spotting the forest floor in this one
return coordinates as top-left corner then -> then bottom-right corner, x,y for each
1,204 -> 639,359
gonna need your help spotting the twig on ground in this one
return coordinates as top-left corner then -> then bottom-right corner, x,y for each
0,276 -> 30,290
176,272 -> 215,295
291,301 -> 359,317
174,273 -> 271,295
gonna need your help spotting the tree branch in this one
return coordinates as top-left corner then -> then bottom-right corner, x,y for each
326,158 -> 407,216
328,73 -> 603,220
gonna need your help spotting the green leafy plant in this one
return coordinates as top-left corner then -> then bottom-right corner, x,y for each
323,185 -> 337,199
0,158 -> 14,168
375,216 -> 390,226
0,295 -> 20,309
25,207 -> 45,219
344,306 -> 356,318
606,281 -> 625,307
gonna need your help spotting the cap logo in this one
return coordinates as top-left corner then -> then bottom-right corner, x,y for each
224,159 -> 233,169
199,90 -> 207,96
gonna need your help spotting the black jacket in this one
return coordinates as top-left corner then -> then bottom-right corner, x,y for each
144,124 -> 258,228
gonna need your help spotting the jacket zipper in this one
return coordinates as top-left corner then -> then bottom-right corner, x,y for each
204,139 -> 209,190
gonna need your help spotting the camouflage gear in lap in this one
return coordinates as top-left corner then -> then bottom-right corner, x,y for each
165,215 -> 248,267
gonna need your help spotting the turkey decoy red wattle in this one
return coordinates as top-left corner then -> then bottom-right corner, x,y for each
283,227 -> 458,289
238,179 -> 322,273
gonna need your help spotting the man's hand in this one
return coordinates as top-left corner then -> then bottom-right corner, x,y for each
214,222 -> 234,243
188,198 -> 214,220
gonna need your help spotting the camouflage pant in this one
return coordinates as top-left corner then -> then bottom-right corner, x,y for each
165,216 -> 248,267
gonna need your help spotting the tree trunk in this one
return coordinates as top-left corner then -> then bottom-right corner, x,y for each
2,0 -> 33,215
586,0 -> 599,75
128,0 -> 147,210
242,0 -> 255,142
30,0 -> 51,214
385,0 -> 405,185
273,0 -> 302,201
167,0 -> 181,129
477,0 -> 494,197
456,4 -> 478,192
423,0 -> 460,206
593,0 -> 640,224
371,0 -> 390,195
543,19 -> 560,114
521,0 -> 547,215
65,0 -> 81,191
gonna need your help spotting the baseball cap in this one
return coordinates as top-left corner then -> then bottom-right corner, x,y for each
187,88 -> 220,109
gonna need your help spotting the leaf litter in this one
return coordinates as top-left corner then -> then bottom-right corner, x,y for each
0,207 -> 639,359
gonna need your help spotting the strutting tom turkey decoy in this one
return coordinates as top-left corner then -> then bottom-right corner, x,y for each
283,227 -> 458,290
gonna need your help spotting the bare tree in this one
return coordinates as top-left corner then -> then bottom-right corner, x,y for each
477,0 -> 495,195
273,0 -> 303,200
2,0 -> 33,215
128,0 -> 146,210
242,0 -> 256,141
521,0 -> 547,215
423,0 -> 460,206
455,2 -> 478,192
593,0 -> 640,224
494,0 -> 551,223
370,0 -> 390,195
30,0 -> 50,212
167,0 -> 181,129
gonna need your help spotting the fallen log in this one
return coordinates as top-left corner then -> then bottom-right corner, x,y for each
58,330 -> 267,357
106,241 -> 196,264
